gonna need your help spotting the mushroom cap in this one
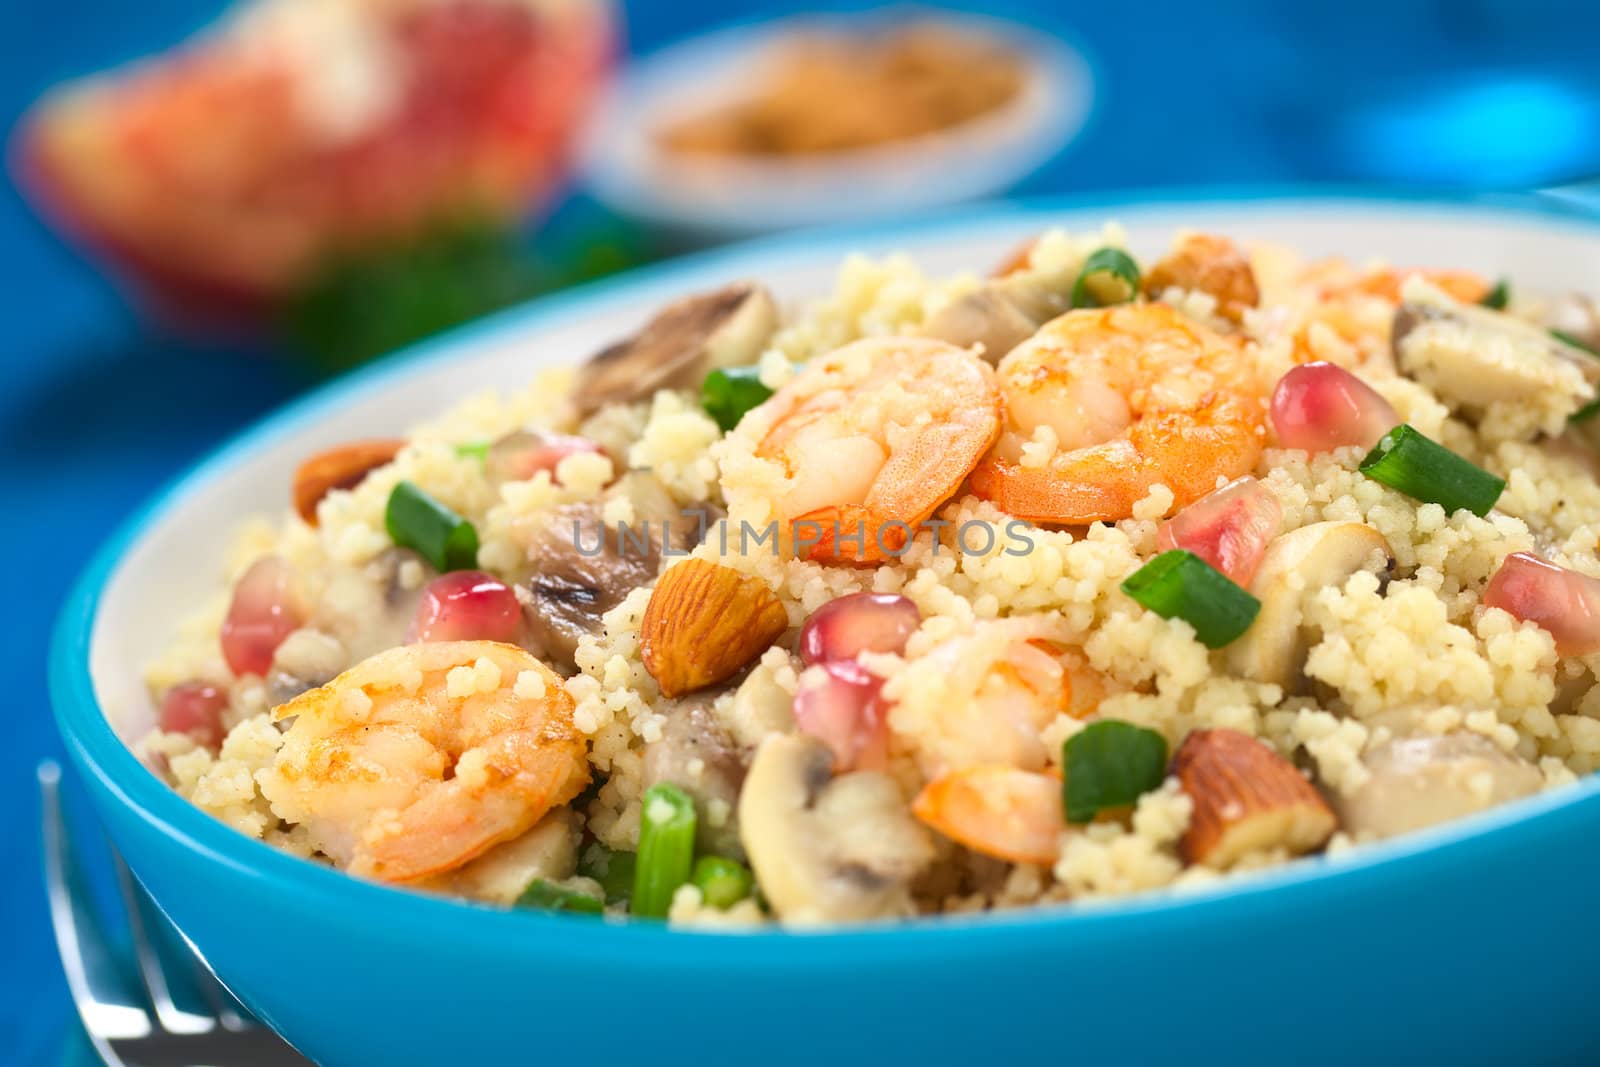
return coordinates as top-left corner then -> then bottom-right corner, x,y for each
518,473 -> 713,670
642,695 -> 749,858
1394,283 -> 1597,412
1334,731 -> 1543,839
738,733 -> 932,926
919,275 -> 1066,364
572,282 -> 778,415
1227,521 -> 1392,690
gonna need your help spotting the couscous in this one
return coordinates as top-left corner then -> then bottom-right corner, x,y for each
140,225 -> 1600,926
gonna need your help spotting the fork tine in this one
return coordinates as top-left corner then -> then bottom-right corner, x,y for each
194,959 -> 255,1032
112,853 -> 218,1035
37,760 -> 151,1058
154,898 -> 257,1031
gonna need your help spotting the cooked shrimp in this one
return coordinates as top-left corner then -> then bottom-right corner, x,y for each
1290,262 -> 1492,366
1141,233 -> 1260,324
969,303 -> 1267,524
913,765 -> 1064,865
754,336 -> 1002,563
1350,267 -> 1491,305
886,617 -> 1106,775
258,641 -> 589,883
1299,258 -> 1492,306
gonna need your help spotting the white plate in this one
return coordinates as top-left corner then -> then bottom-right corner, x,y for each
581,10 -> 1094,239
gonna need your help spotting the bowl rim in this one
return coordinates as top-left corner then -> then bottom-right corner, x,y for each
52,184 -> 1600,958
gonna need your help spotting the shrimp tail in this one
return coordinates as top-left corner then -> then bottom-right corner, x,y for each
792,504 -> 907,565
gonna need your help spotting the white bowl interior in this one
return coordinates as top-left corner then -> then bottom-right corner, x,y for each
90,197 -> 1600,744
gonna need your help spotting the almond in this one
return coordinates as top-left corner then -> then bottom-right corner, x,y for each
1173,728 -> 1336,869
641,559 -> 788,697
293,439 -> 406,525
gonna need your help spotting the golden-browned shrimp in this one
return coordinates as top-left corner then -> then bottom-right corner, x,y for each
755,336 -> 1003,563
1141,233 -> 1260,324
969,303 -> 1267,524
258,641 -> 589,883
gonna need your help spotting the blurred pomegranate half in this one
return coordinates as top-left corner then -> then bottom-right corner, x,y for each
14,0 -> 616,329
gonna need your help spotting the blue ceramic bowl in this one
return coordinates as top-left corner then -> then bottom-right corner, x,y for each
52,190 -> 1600,1067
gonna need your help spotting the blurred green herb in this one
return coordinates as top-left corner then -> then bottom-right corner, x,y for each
454,440 -> 492,463
702,365 -> 774,432
1553,329 -> 1600,357
281,214 -> 649,375
514,879 -> 604,915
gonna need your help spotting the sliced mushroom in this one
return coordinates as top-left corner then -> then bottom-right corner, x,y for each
1543,292 -> 1600,353
1334,732 -> 1542,839
483,429 -> 609,486
572,282 -> 778,415
520,473 -> 715,670
919,274 -> 1067,364
738,733 -> 933,926
642,695 -> 748,857
1393,286 -> 1597,415
305,547 -> 429,667
1228,522 -> 1393,690
423,809 -> 579,905
265,627 -> 348,707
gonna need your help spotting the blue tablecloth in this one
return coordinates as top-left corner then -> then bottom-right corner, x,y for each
5,1 -> 1598,1061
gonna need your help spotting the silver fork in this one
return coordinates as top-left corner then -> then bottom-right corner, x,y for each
39,761 -> 308,1067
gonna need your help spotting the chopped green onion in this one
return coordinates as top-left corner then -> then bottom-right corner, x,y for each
577,843 -> 636,905
385,480 -> 479,572
1479,278 -> 1510,310
1062,721 -> 1170,824
1120,550 -> 1260,648
454,440 -> 491,463
1071,247 -> 1141,308
514,879 -> 604,915
1550,332 -> 1599,422
632,783 -> 697,919
702,366 -> 773,433
1358,424 -> 1504,517
1552,329 -> 1599,357
691,856 -> 753,910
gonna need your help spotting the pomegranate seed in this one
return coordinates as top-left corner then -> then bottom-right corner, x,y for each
158,681 -> 229,750
1270,361 -> 1400,452
799,593 -> 921,666
486,431 -> 605,485
792,660 -> 890,772
1483,552 -> 1600,655
408,570 -> 522,644
220,556 -> 305,678
1156,476 -> 1282,586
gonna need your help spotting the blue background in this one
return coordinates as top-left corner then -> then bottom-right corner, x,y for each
5,1 -> 1600,1061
